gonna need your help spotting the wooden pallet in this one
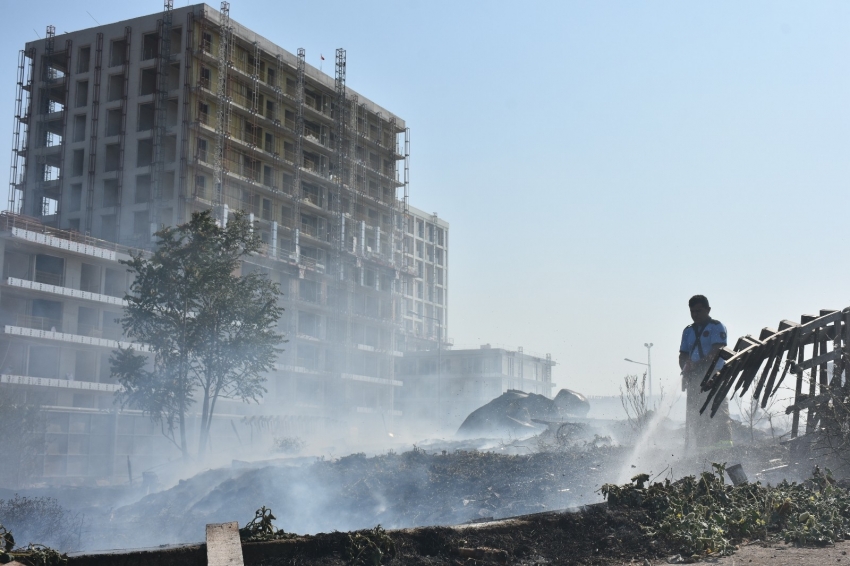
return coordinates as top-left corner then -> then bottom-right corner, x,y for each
700,308 -> 850,440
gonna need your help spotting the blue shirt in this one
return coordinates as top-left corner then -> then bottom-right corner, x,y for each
680,319 -> 727,367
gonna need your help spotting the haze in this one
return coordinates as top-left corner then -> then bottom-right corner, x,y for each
2,0 -> 848,397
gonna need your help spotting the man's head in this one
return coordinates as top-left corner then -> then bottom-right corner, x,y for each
689,295 -> 711,324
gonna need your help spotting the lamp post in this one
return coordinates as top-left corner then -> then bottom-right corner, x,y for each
409,310 -> 443,419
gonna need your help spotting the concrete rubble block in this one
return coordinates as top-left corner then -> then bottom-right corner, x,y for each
206,521 -> 244,566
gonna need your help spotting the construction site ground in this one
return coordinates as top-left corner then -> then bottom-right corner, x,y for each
63,504 -> 850,566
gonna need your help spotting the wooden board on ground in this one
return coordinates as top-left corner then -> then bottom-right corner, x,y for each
206,521 -> 243,566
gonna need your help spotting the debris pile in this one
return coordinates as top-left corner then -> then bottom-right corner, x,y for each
457,389 -> 590,438
603,464 -> 850,561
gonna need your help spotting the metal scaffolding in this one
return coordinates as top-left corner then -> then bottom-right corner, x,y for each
84,33 -> 104,233
112,26 -> 132,240
292,47 -> 305,260
8,48 -> 33,214
213,0 -> 233,223
177,10 -> 195,222
151,0 -> 175,235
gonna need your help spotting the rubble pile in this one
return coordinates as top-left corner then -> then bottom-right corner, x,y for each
93,444 -> 625,550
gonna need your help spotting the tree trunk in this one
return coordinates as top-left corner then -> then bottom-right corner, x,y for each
179,401 -> 188,460
198,387 -> 211,459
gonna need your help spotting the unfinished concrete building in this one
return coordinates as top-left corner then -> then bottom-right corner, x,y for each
398,205 -> 449,353
1,2 -> 447,483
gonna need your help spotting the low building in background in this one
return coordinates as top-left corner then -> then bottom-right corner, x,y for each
396,345 -> 555,433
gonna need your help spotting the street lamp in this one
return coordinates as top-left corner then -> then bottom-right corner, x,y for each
408,310 -> 443,417
625,341 -> 653,401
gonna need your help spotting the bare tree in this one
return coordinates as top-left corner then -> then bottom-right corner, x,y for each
620,372 -> 664,433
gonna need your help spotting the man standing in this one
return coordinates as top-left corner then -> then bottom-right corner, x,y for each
679,295 -> 733,450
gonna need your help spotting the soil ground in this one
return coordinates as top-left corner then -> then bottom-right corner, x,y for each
65,505 -> 850,566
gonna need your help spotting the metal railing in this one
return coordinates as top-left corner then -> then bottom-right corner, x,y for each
34,270 -> 63,286
0,212 -> 145,257
16,314 -> 63,332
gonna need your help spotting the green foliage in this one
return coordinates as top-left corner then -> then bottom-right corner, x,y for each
0,524 -> 66,566
345,526 -> 396,566
239,506 -> 296,542
0,496 -> 81,552
602,463 -> 850,559
0,393 -> 46,487
113,210 -> 285,458
0,524 -> 13,552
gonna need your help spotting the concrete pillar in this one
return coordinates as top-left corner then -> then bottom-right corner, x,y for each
376,227 -> 381,255
271,221 -> 278,258
360,221 -> 366,255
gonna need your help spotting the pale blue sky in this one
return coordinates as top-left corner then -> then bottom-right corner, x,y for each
3,1 -> 850,396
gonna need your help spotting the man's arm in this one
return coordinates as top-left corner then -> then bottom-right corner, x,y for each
679,352 -> 689,370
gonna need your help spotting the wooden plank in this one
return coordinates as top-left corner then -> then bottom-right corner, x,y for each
761,330 -> 793,407
753,331 -> 783,402
791,346 -> 805,438
759,327 -> 778,340
795,349 -> 840,372
799,310 -> 844,338
206,522 -> 244,566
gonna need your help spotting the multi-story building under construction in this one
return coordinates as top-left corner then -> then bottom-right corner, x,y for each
3,1 -> 452,484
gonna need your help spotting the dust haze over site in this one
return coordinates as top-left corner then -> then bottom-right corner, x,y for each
1,0 -> 849,556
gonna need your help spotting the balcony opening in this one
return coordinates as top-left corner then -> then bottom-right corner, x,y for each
199,67 -> 211,90
135,174 -> 151,203
77,46 -> 91,73
71,148 -> 84,176
29,345 -> 60,379
198,101 -> 210,125
104,143 -> 120,172
136,138 -> 153,167
162,171 -> 176,199
137,102 -> 154,131
75,80 -> 88,107
80,263 -> 101,293
107,73 -> 125,101
33,254 -> 63,286
77,306 -> 100,337
133,210 -> 150,241
73,114 -> 86,142
102,179 -> 119,207
68,183 -> 82,212
100,214 -> 117,241
110,39 -> 128,67
196,138 -> 208,162
104,268 -> 126,297
106,108 -> 122,136
168,62 -> 180,90
142,33 -> 158,61
167,98 -> 179,127
164,135 -> 177,163
140,67 -> 156,95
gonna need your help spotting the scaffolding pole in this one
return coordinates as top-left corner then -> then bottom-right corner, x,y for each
213,0 -> 232,224
8,49 -> 30,214
151,0 -> 174,236
293,47 -> 305,260
84,34 -> 103,233
177,11 -> 195,223
113,26 -> 132,240
54,39 -> 72,220
34,25 -> 56,218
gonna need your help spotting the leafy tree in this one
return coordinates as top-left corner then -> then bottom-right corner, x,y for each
112,210 -> 285,459
0,391 -> 45,487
